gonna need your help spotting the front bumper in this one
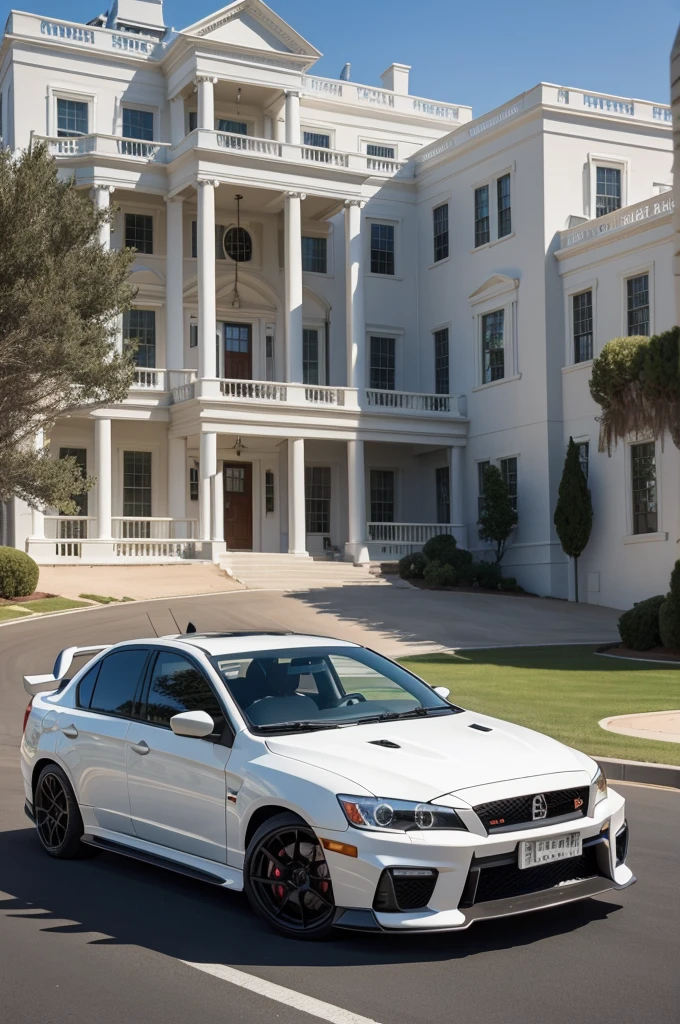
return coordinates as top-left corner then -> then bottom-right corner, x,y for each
320,788 -> 635,933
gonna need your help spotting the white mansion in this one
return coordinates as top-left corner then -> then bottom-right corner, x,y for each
0,0 -> 675,609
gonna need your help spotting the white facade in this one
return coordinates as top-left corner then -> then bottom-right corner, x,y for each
0,0 -> 675,609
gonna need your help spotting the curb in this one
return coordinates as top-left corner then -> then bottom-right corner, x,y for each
594,755 -> 680,790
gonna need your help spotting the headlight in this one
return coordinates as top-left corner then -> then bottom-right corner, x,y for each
592,767 -> 608,805
337,795 -> 466,832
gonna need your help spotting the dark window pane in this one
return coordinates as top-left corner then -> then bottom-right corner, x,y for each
482,310 -> 505,383
305,466 -> 331,533
123,451 -> 152,519
122,108 -> 153,140
76,664 -> 100,709
596,167 -> 621,218
125,213 -> 153,254
123,309 -> 156,367
436,466 -> 450,524
90,649 -> 148,716
367,143 -> 395,159
189,466 -> 198,501
145,652 -> 223,727
58,447 -> 88,517
369,336 -> 396,390
303,328 -> 319,385
224,227 -> 252,262
631,442 -> 657,534
265,470 -> 275,513
572,291 -> 593,362
57,98 -> 88,138
303,131 -> 330,148
434,327 -> 449,394
500,456 -> 518,512
627,275 -> 650,336
474,185 -> 490,247
370,223 -> 395,275
370,470 -> 395,523
216,119 -> 248,135
577,442 -> 589,481
497,174 -> 511,238
433,203 -> 449,262
189,111 -> 197,132
301,236 -> 327,273
224,323 -> 250,353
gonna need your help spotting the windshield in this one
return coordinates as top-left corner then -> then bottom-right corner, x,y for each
209,646 -> 459,733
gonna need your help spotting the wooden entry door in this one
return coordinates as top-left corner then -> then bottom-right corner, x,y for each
224,323 -> 252,380
224,462 -> 253,549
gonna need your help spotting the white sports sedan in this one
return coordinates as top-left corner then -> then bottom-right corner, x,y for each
21,629 -> 634,939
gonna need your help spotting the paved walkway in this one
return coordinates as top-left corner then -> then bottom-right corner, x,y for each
37,563 -> 243,601
600,710 -> 680,744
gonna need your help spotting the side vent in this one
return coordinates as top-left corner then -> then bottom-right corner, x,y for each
469,723 -> 492,733
369,739 -> 401,749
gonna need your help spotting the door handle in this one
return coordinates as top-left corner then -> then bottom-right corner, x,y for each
61,724 -> 78,739
130,740 -> 150,755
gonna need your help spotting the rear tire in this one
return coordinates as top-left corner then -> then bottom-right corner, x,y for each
244,812 -> 336,940
34,764 -> 96,859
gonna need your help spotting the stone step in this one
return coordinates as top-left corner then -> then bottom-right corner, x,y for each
219,552 -> 388,590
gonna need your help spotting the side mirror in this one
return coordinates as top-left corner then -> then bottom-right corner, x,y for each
433,686 -> 450,700
170,710 -> 215,738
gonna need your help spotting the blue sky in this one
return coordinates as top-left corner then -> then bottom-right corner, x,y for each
3,0 -> 678,115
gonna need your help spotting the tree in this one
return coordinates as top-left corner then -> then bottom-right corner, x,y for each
554,437 -> 593,602
477,464 -> 517,562
589,328 -> 680,454
659,560 -> 680,650
0,143 -> 137,511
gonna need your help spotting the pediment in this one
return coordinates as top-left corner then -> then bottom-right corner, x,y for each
468,273 -> 519,305
182,0 -> 321,59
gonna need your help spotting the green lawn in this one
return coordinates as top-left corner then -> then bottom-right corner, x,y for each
0,606 -> 32,622
400,646 -> 680,766
22,597 -> 89,613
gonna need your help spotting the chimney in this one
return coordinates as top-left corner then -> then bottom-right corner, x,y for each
380,63 -> 411,95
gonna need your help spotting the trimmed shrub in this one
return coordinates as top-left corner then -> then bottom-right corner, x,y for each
617,595 -> 664,651
398,552 -> 427,580
423,561 -> 457,588
473,561 -> 503,589
659,560 -> 680,649
499,576 -> 519,592
0,547 -> 39,599
422,534 -> 459,565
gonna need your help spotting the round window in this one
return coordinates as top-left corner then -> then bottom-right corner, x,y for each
224,226 -> 252,262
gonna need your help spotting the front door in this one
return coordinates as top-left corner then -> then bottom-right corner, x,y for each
224,323 -> 252,380
224,462 -> 253,549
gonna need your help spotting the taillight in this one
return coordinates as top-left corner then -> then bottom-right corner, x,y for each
22,699 -> 33,734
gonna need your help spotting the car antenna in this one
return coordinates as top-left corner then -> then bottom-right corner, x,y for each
146,613 -> 159,638
186,621 -> 197,633
168,607 -> 181,634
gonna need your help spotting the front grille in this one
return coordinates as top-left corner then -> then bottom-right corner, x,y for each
474,787 -> 590,832
373,869 -> 438,912
461,841 -> 602,907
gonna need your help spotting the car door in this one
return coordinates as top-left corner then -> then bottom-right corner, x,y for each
126,649 -> 231,863
56,647 -> 151,837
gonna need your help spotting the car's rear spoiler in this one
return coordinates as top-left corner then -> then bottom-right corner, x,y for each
23,645 -> 111,697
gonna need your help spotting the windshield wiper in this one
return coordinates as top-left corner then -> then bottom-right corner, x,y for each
254,720 -> 341,734
356,707 -> 455,725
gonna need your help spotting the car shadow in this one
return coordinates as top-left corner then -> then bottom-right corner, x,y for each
0,826 -> 623,969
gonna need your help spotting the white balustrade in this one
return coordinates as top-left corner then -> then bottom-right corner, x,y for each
215,132 -> 281,156
367,522 -> 457,544
171,383 -> 195,403
112,517 -> 197,540
113,539 -> 195,559
44,516 -> 94,558
365,389 -> 452,412
300,145 -> 349,167
304,386 -> 342,405
131,368 -> 166,390
34,133 -> 169,161
220,378 -> 288,402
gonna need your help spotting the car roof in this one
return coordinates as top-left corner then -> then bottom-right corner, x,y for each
114,632 -> 362,657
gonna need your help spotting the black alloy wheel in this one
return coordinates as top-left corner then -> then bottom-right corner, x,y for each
34,764 -> 95,859
245,812 -> 336,938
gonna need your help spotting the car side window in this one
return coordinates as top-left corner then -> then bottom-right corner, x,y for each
88,649 -> 149,717
76,663 -> 101,709
144,652 -> 224,728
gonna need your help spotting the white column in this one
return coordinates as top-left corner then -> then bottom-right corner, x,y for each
212,460 -> 224,543
285,90 -> 300,145
199,432 -> 216,542
196,76 -> 216,131
344,200 -> 366,391
345,439 -> 369,563
197,180 -> 218,379
287,438 -> 307,555
95,417 -> 112,540
93,185 -> 113,250
165,196 -> 184,370
168,435 -> 187,535
285,191 -> 304,382
170,94 -> 185,145
449,445 -> 467,550
30,428 -> 45,539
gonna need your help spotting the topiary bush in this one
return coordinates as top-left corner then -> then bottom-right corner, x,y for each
617,595 -> 664,651
423,561 -> 457,588
473,561 -> 503,589
659,560 -> 680,649
398,552 -> 427,580
0,547 -> 39,599
422,533 -> 459,565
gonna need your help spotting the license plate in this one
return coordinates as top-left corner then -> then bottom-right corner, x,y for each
518,832 -> 582,869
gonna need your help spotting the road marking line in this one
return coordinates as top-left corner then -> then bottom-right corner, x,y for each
612,779 -> 680,793
182,961 -> 383,1024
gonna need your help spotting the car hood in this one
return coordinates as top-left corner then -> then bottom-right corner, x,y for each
265,710 -> 595,802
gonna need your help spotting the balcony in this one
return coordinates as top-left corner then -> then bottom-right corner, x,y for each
366,522 -> 463,557
34,132 -> 170,164
38,516 -> 198,562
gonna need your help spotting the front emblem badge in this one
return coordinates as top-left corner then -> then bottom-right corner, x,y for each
532,794 -> 548,820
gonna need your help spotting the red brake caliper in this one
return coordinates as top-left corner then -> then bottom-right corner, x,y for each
274,848 -> 285,900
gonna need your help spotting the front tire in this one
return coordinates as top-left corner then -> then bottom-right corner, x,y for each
244,812 -> 336,939
34,764 -> 95,859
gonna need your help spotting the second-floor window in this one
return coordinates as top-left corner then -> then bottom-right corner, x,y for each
627,274 -> 650,336
433,203 -> 449,262
500,456 -> 518,512
596,167 -> 621,218
122,108 -> 153,140
434,328 -> 449,394
125,213 -> 153,254
303,131 -> 330,148
216,118 -> 248,135
57,98 -> 88,137
302,236 -> 327,274
481,310 -> 505,383
123,309 -> 156,367
303,328 -> 321,385
631,442 -> 657,534
367,143 -> 395,159
474,185 -> 490,247
370,336 -> 396,390
497,174 -> 511,238
573,290 -> 593,362
370,223 -> 395,275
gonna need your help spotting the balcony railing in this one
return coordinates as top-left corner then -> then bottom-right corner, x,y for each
366,390 -> 467,415
44,516 -> 94,558
111,517 -> 197,540
366,522 -> 465,556
34,133 -> 170,161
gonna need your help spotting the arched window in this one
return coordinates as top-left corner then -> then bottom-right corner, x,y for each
224,226 -> 252,262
